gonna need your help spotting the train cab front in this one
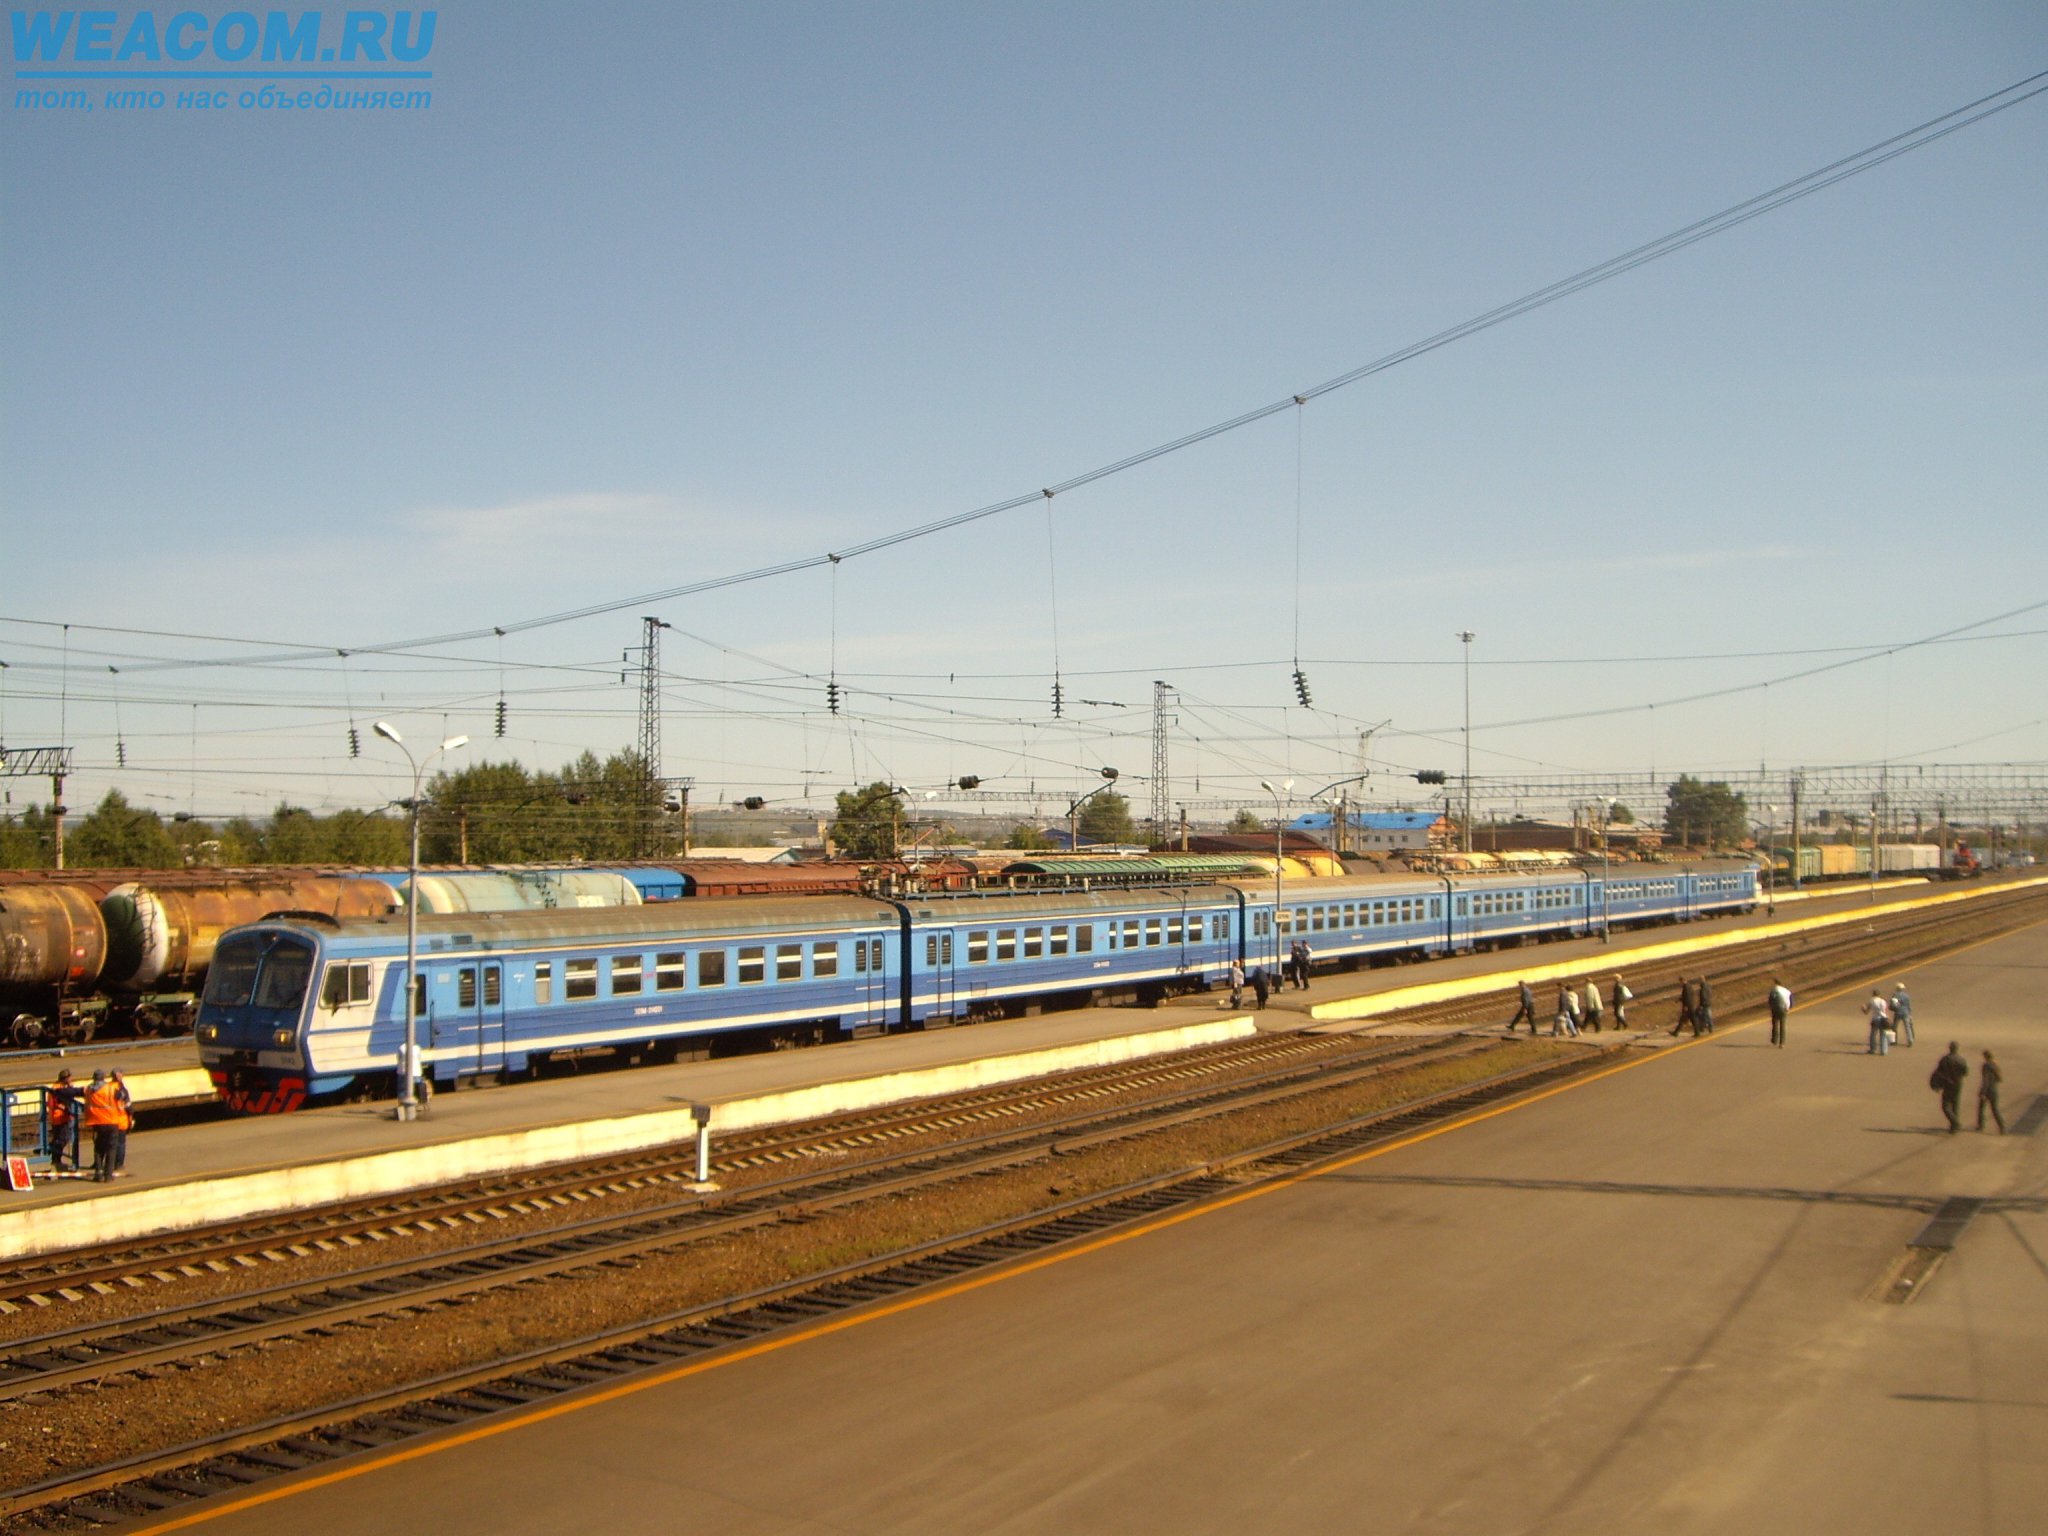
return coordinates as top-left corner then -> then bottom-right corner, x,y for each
193,926 -> 319,1113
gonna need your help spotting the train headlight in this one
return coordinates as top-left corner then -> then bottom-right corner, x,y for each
272,1028 -> 295,1049
198,1024 -> 219,1043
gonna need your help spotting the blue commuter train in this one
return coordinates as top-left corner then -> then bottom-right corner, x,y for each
195,860 -> 1756,1112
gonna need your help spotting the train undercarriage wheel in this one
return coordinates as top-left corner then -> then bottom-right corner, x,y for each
10,1013 -> 47,1049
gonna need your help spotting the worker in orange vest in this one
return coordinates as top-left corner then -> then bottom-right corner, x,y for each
81,1069 -> 124,1183
46,1068 -> 82,1174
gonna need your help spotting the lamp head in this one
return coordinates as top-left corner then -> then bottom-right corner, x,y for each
1099,767 -> 1118,781
373,720 -> 402,745
440,735 -> 469,753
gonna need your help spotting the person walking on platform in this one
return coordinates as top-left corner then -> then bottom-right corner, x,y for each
1977,1050 -> 2006,1133
1293,940 -> 1313,990
1581,979 -> 1604,1032
1506,979 -> 1538,1034
1251,966 -> 1271,1010
1671,979 -> 1697,1038
1695,975 -> 1715,1034
1864,991 -> 1892,1055
1228,961 -> 1244,1010
1767,978 -> 1792,1048
1889,982 -> 1915,1048
46,1069 -> 82,1174
1931,1042 -> 1967,1133
1609,975 -> 1632,1030
81,1069 -> 123,1183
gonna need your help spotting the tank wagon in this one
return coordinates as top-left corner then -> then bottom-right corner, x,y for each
1,876 -> 398,1045
196,859 -> 1756,1112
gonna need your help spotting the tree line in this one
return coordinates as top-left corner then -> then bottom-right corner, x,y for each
0,765 -> 1766,871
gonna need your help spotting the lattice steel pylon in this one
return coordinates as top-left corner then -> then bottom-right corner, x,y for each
1150,681 -> 1175,846
636,616 -> 670,857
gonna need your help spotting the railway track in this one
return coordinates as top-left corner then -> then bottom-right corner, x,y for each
1,884 -> 2040,1530
0,1027 -> 1374,1307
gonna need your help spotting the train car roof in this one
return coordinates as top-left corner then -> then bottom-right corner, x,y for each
246,893 -> 902,949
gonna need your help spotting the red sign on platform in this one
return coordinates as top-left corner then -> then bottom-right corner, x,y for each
3,1157 -> 31,1192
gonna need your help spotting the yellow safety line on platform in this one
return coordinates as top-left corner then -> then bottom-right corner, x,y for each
129,910 -> 2048,1533
1306,874 -> 2048,1024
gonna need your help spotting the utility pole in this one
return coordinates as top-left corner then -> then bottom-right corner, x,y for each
636,616 -> 670,858
1457,631 -> 1475,852
1150,681 -> 1174,849
0,746 -> 71,869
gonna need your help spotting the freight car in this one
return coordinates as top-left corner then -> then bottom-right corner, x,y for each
194,859 -> 1757,1112
1,876 -> 398,1045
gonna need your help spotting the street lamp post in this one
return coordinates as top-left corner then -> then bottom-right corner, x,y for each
373,720 -> 468,1122
1066,767 -> 1120,850
1309,774 -> 1372,857
1259,778 -> 1293,971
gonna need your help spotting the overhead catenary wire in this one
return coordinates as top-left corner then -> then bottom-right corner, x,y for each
13,67 -> 2044,676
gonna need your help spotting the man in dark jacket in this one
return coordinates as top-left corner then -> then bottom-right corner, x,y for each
1506,979 -> 1538,1034
1932,1043 -> 1968,1134
1977,1050 -> 2005,1134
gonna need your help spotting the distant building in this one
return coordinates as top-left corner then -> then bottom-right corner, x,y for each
682,845 -> 800,864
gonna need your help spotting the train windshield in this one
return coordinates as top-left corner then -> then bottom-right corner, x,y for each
203,933 -> 317,1010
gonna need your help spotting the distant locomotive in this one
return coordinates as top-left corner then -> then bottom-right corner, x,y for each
195,859 -> 1757,1113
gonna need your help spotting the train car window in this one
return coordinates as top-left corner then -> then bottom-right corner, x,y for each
1024,928 -> 1043,958
612,956 -> 643,995
457,968 -> 478,1008
1076,924 -> 1093,952
996,930 -> 1016,961
1167,916 -> 1184,944
656,952 -> 687,991
1429,899 -> 1441,917
322,962 -> 371,1008
813,943 -> 838,978
737,947 -> 766,984
566,959 -> 598,1000
205,936 -> 264,1006
1050,926 -> 1069,955
1216,914 -> 1230,940
251,939 -> 316,1009
1143,920 -> 1161,947
924,936 -> 936,965
776,944 -> 803,981
1189,915 -> 1203,941
534,962 -> 552,1004
1276,909 -> 1293,934
483,966 -> 502,1007
1123,919 -> 1141,947
412,973 -> 427,1015
874,938 -> 890,971
1310,910 -> 1325,932
968,931 -> 989,963
698,951 -> 726,988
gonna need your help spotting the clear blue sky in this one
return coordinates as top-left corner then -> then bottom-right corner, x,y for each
4,2 -> 2045,827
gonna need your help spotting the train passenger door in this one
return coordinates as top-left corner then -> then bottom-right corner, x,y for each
447,963 -> 506,1080
925,931 -> 954,1023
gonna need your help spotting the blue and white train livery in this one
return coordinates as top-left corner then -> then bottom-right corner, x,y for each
196,861 -> 1756,1112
